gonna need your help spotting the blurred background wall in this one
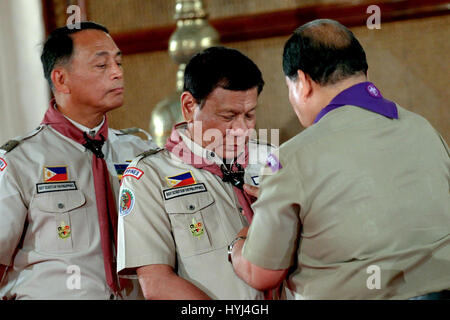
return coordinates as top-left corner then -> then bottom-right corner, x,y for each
0,0 -> 48,142
10,0 -> 450,145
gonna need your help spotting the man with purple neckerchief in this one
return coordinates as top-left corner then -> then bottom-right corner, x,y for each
229,19 -> 450,300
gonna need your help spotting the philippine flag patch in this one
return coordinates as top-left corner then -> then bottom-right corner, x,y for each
43,166 -> 68,182
166,171 -> 196,188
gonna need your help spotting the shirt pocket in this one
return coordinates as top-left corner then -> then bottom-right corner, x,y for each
164,192 -> 218,258
32,190 -> 90,254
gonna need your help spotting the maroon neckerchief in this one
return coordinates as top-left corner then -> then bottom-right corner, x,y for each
165,123 -> 255,223
41,99 -> 124,296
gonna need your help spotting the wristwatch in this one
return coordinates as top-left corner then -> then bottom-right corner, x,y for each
227,236 -> 247,263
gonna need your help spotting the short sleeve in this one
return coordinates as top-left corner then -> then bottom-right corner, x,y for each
0,156 -> 28,266
117,158 -> 176,275
242,151 -> 303,270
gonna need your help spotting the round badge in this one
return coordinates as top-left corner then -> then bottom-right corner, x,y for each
366,84 -> 381,98
119,188 -> 135,217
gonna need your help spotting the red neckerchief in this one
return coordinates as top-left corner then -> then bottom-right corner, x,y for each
41,99 -> 124,296
165,122 -> 255,223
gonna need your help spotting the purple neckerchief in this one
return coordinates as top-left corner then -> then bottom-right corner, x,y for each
314,82 -> 398,124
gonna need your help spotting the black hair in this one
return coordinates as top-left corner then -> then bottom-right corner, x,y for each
41,21 -> 109,89
282,19 -> 368,86
183,46 -> 265,107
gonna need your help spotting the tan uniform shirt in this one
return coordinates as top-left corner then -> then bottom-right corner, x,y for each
243,105 -> 450,299
117,128 -> 274,299
0,124 -> 156,299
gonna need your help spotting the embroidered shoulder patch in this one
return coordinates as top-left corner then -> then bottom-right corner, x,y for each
366,83 -> 382,98
43,166 -> 68,182
114,163 -> 130,183
165,171 -> 196,188
122,167 -> 144,180
267,153 -> 282,173
119,188 -> 135,217
0,157 -> 7,171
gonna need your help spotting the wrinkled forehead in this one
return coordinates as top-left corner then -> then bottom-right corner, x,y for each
71,29 -> 119,57
204,87 -> 259,113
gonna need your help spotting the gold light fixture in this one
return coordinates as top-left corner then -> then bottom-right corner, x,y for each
149,0 -> 220,147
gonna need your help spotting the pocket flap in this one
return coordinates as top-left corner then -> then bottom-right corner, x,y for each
164,190 -> 214,214
34,190 -> 86,213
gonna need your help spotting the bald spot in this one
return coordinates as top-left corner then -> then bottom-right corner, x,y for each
297,19 -> 352,49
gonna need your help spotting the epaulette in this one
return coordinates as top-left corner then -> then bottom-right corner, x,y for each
113,127 -> 153,141
0,140 -> 19,153
111,128 -> 134,136
249,139 -> 275,148
138,147 -> 164,159
0,125 -> 45,154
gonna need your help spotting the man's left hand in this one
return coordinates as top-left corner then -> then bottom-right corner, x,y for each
237,226 -> 249,238
243,184 -> 259,198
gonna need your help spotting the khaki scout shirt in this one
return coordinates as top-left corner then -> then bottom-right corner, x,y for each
243,105 -> 450,299
0,124 -> 156,299
117,129 -> 275,299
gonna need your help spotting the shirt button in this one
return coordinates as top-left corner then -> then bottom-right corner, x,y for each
109,294 -> 115,300
188,205 -> 195,211
57,203 -> 65,209
239,208 -> 244,214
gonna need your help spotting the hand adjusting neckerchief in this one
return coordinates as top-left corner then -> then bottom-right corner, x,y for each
165,123 -> 256,223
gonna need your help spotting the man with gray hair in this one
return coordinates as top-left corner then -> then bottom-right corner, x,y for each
0,22 -> 155,299
229,19 -> 450,300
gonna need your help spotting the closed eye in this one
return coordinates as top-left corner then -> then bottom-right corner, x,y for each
219,114 -> 235,121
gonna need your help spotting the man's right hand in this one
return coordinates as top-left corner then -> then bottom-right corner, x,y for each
136,264 -> 211,300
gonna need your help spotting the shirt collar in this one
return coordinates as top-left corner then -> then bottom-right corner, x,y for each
65,116 -> 105,137
52,103 -> 105,137
314,82 -> 398,124
177,125 -> 225,166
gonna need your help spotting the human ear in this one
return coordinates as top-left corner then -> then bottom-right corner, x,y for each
51,67 -> 70,94
181,91 -> 197,122
296,70 -> 313,102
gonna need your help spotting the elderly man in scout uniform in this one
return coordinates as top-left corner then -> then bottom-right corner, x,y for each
117,46 -> 276,299
0,22 -> 156,299
229,19 -> 450,300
